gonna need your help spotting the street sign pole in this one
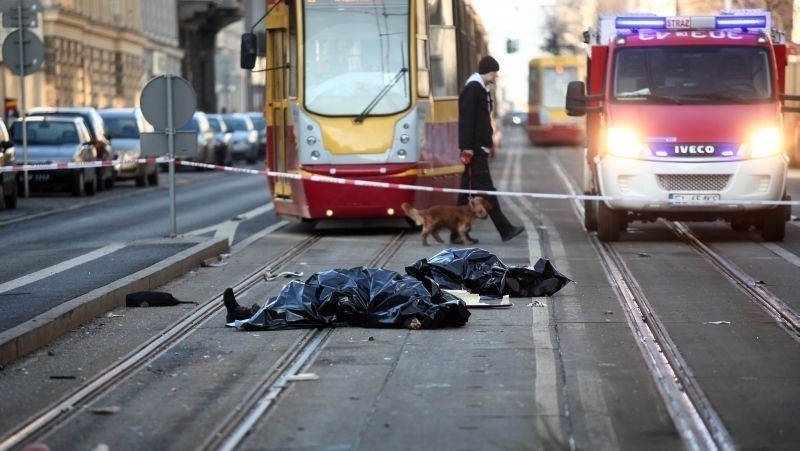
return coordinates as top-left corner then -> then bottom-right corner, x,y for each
17,0 -> 29,198
166,75 -> 177,237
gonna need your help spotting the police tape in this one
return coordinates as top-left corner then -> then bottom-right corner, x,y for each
5,156 -> 800,206
177,160 -> 800,207
0,156 -> 172,172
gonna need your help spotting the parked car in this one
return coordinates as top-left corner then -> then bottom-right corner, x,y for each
206,113 -> 233,166
10,116 -> 98,196
0,118 -> 18,209
177,112 -> 216,168
222,113 -> 258,164
99,108 -> 159,187
246,111 -> 267,159
26,106 -> 115,190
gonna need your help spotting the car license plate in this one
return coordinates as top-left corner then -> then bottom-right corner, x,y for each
19,173 -> 50,182
668,193 -> 720,204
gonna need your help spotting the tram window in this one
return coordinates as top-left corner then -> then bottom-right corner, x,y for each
428,0 -> 454,26
430,26 -> 458,97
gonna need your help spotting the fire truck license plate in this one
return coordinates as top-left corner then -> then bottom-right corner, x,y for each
669,193 -> 720,203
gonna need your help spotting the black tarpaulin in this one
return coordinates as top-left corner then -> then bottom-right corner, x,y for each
404,248 -> 572,297
235,267 -> 470,331
230,248 -> 571,331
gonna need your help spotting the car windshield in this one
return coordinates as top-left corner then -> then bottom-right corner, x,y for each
208,118 -> 223,132
613,46 -> 772,104
249,115 -> 265,129
303,0 -> 410,116
12,121 -> 80,145
103,116 -> 140,138
223,117 -> 251,131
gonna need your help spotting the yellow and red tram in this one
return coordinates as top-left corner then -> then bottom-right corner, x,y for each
252,0 -> 488,221
527,54 -> 585,146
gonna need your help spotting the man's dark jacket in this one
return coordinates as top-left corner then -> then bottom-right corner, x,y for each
458,79 -> 493,150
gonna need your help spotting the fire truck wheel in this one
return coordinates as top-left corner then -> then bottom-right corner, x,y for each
761,207 -> 786,242
583,197 -> 597,231
597,201 -> 621,242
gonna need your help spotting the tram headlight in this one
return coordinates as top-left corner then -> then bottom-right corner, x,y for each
397,149 -> 407,159
606,126 -> 647,158
400,134 -> 410,144
747,127 -> 781,158
306,136 -> 317,146
310,150 -> 320,160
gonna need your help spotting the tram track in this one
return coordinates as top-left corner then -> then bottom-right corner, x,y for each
540,148 -> 800,450
0,231 -> 407,450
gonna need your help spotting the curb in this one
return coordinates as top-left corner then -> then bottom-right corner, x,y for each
0,236 -> 230,366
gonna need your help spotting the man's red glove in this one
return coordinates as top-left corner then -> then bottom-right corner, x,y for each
460,150 -> 473,165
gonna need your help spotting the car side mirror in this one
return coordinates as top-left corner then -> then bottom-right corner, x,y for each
566,81 -> 603,116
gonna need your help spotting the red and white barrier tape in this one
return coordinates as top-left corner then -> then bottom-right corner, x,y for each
5,156 -> 799,206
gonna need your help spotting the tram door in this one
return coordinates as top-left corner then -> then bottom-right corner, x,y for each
266,1 -> 293,200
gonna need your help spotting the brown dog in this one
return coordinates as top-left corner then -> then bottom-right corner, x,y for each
401,196 -> 492,246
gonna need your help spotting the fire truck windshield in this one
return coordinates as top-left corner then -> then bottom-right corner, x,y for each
612,46 -> 772,104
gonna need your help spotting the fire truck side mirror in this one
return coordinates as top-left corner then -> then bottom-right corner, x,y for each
241,33 -> 258,70
566,81 -> 588,117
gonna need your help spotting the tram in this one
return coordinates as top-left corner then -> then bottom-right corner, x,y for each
244,0 -> 488,221
527,54 -> 585,146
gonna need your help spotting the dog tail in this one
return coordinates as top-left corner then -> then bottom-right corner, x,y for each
401,202 -> 423,226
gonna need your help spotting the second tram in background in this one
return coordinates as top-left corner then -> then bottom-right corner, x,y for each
242,0 -> 489,222
527,55 -> 585,146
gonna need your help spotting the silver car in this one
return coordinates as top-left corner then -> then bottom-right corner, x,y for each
100,108 -> 159,186
222,113 -> 258,164
11,116 -> 99,196
206,113 -> 233,166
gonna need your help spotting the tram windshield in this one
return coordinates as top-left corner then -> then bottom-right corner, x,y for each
303,0 -> 411,116
542,66 -> 578,109
613,46 -> 772,104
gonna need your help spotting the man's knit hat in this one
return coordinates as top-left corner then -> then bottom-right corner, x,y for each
478,56 -> 500,74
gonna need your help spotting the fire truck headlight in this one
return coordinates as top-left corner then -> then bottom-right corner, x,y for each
748,127 -> 781,158
606,127 -> 645,158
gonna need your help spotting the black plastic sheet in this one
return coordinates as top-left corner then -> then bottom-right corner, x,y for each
231,248 -> 571,331
235,267 -> 470,331
405,248 -> 572,297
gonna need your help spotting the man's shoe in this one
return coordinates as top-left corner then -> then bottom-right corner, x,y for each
501,226 -> 525,242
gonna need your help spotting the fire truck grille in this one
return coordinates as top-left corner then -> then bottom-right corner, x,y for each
656,174 -> 731,191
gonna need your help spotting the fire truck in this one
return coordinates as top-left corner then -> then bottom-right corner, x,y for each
566,11 -> 798,242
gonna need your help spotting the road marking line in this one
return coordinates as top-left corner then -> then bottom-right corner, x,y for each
0,243 -> 127,294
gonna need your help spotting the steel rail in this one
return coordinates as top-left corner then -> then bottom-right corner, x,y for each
0,235 -> 323,450
668,221 -> 800,339
207,231 -> 408,451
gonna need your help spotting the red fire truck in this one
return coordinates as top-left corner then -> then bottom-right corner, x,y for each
566,11 -> 796,241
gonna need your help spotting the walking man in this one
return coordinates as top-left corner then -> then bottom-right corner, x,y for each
452,55 -> 524,244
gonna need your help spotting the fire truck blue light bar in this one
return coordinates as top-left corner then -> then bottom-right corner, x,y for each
715,16 -> 767,28
615,17 -> 666,29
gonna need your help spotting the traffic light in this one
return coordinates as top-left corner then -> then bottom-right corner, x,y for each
506,39 -> 519,54
544,31 -> 560,55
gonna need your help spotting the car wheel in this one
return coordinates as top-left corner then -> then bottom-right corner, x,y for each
4,179 -> 17,209
104,168 -> 116,189
147,166 -> 159,186
597,201 -> 622,242
72,171 -> 86,197
85,172 -> 97,196
583,196 -> 597,232
762,207 -> 786,242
